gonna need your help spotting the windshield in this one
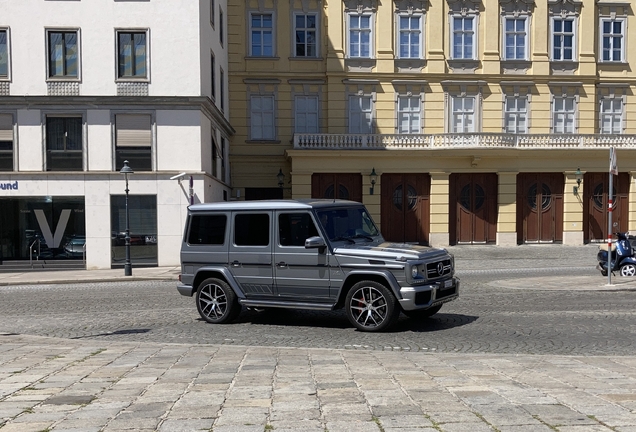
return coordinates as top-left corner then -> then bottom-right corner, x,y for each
316,207 -> 379,242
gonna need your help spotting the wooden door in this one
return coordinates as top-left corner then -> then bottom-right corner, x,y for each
584,172 -> 629,242
517,173 -> 564,243
380,174 -> 430,244
311,173 -> 362,202
450,173 -> 497,244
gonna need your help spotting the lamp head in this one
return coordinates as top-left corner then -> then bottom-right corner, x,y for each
120,160 -> 134,175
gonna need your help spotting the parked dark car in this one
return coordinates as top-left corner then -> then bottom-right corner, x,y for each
63,236 -> 86,259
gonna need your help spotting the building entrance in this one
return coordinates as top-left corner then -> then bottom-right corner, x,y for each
380,173 -> 430,245
449,173 -> 497,245
517,173 -> 564,244
584,172 -> 629,243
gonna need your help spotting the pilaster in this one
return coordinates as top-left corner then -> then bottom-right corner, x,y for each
563,169 -> 585,245
429,172 -> 450,247
497,171 -> 518,246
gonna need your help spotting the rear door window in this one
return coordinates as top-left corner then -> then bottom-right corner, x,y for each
187,214 -> 227,245
234,213 -> 270,246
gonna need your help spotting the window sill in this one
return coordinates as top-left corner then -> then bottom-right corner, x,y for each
116,78 -> 150,83
289,57 -> 324,61
447,59 -> 479,73
46,77 -> 80,82
246,56 -> 280,60
245,139 -> 281,144
550,61 -> 579,74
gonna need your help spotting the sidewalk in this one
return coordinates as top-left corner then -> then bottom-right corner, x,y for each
1,333 -> 636,432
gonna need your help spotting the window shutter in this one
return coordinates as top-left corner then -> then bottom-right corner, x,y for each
116,114 -> 151,147
0,114 -> 13,141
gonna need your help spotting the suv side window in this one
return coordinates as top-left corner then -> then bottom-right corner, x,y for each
188,214 -> 227,245
234,213 -> 269,246
279,213 -> 319,246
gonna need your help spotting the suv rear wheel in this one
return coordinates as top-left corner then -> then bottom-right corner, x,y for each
196,277 -> 240,324
345,281 -> 399,332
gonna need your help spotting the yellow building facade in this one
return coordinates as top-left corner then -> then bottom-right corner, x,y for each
228,0 -> 636,246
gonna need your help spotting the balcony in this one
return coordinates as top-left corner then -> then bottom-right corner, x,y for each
293,133 -> 636,150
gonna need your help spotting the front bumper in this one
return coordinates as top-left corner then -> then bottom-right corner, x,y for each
177,283 -> 195,297
398,277 -> 459,311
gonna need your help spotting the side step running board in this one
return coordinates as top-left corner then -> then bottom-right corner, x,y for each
239,299 -> 334,311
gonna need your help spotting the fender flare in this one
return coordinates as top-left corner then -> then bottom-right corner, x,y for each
341,269 -> 403,299
193,266 -> 246,299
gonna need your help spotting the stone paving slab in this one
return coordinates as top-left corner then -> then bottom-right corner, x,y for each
1,334 -> 636,431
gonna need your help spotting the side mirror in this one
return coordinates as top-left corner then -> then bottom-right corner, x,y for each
305,236 -> 326,249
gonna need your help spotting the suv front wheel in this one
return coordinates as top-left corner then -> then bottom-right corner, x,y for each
196,277 -> 240,324
345,281 -> 399,332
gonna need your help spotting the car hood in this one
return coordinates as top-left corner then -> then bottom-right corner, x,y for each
333,241 -> 450,261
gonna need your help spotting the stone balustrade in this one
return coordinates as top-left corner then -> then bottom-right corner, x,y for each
293,133 -> 636,150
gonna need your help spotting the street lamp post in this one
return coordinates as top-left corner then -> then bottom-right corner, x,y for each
120,160 -> 134,276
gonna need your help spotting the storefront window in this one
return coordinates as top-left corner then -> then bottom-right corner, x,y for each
0,197 -> 85,261
110,195 -> 157,267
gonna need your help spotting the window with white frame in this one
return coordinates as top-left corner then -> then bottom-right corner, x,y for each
552,18 -> 575,61
294,13 -> 318,57
250,95 -> 275,140
117,31 -> 147,79
348,14 -> 373,58
600,97 -> 622,134
47,30 -> 79,78
451,16 -> 476,60
600,18 -> 624,62
250,13 -> 273,56
115,113 -> 152,171
0,114 -> 13,171
504,96 -> 528,134
451,96 -> 475,133
0,29 -> 8,79
398,15 -> 423,59
294,95 -> 319,133
348,95 -> 373,133
503,17 -> 528,61
552,96 -> 576,133
397,96 -> 421,134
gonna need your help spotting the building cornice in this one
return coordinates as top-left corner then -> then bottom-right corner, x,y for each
0,95 -> 235,135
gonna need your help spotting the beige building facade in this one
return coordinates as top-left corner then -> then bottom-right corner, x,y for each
228,0 -> 636,246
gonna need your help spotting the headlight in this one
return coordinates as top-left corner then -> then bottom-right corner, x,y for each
411,266 -> 419,278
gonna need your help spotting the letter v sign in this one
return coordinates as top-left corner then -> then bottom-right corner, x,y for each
34,209 -> 72,249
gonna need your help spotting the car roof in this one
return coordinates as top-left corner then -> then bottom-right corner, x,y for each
188,199 -> 363,212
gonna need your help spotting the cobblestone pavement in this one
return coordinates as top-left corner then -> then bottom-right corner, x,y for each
1,244 -> 635,431
1,334 -> 636,432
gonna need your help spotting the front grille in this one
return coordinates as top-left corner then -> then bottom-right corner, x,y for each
426,259 -> 452,279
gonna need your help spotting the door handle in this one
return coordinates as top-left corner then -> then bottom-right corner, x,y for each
277,262 -> 288,268
231,260 -> 240,267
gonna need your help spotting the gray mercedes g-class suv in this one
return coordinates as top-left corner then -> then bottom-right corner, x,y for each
177,199 -> 459,332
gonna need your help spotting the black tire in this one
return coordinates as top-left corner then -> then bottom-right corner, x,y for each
402,304 -> 443,319
196,278 -> 240,324
345,281 -> 399,332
